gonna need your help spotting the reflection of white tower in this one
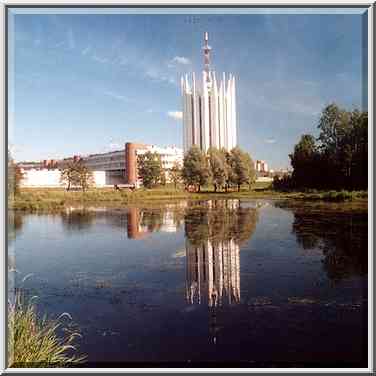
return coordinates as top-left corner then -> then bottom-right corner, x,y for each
181,32 -> 237,153
185,239 -> 240,307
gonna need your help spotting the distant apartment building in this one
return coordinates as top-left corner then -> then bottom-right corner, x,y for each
19,142 -> 183,188
255,160 -> 269,173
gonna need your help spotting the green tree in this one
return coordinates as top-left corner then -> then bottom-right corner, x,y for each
182,146 -> 209,192
137,151 -> 163,188
244,152 -> 256,189
169,162 -> 182,189
289,134 -> 319,188
60,160 -> 93,192
349,110 -> 368,189
60,161 -> 80,191
318,103 -> 350,153
8,151 -> 24,196
76,162 -> 94,192
227,147 -> 251,191
288,104 -> 367,190
207,147 -> 228,192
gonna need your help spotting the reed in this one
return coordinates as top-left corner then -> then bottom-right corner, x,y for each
8,292 -> 86,367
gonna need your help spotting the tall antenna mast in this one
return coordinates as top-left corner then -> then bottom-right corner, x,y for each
203,32 -> 212,82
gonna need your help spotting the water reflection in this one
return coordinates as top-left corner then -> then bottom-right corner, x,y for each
9,200 -> 367,364
184,200 -> 259,306
8,211 -> 24,243
126,203 -> 186,239
61,209 -> 96,231
279,203 -> 368,282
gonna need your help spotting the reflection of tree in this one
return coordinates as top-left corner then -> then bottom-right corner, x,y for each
139,210 -> 164,233
184,200 -> 259,308
8,211 -> 24,243
61,210 -> 95,231
289,206 -> 367,282
184,200 -> 259,248
8,211 -> 24,273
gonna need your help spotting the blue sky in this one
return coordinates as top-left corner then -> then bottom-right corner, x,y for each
8,8 -> 367,169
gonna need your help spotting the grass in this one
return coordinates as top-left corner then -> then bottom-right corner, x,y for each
8,292 -> 86,367
8,184 -> 367,212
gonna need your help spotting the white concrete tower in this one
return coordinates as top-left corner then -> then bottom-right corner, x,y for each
181,32 -> 237,153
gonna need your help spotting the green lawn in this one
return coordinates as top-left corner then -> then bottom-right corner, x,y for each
8,184 -> 367,213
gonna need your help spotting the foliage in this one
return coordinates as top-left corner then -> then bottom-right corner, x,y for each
289,104 -> 368,190
272,175 -> 294,191
60,160 -> 93,192
169,162 -> 182,189
8,291 -> 85,367
181,146 -> 210,192
243,151 -> 256,188
207,147 -> 228,191
289,134 -> 320,188
8,151 -> 24,197
137,152 -> 163,188
227,147 -> 253,191
77,164 -> 94,193
182,146 -> 256,193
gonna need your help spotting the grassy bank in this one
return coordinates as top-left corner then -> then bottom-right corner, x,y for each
8,293 -> 85,367
9,184 -> 368,212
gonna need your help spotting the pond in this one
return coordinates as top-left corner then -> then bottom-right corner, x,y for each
8,199 -> 368,367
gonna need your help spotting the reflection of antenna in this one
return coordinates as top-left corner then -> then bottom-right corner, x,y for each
202,32 -> 212,81
209,299 -> 218,345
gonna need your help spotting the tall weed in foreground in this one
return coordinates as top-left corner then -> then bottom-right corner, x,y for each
8,292 -> 86,367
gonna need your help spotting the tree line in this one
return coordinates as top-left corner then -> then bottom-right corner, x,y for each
274,103 -> 368,191
8,152 -> 24,196
137,146 -> 256,192
9,145 -> 256,193
184,200 -> 259,248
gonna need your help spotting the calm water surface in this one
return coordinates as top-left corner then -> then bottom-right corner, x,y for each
9,199 -> 368,367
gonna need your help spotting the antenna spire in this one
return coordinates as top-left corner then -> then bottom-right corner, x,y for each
203,32 -> 212,82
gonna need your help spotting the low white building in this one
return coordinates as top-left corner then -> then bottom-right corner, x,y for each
20,169 -> 106,188
136,145 -> 183,170
19,142 -> 184,188
20,169 -> 61,188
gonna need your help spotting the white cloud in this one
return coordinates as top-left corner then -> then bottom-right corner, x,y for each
104,90 -> 128,102
145,68 -> 176,85
172,56 -> 191,65
248,79 -> 324,117
67,28 -> 75,49
54,40 -> 65,48
167,111 -> 183,120
265,138 -> 276,144
109,142 -> 122,150
8,143 -> 20,156
118,56 -> 128,65
92,54 -> 109,64
82,46 -> 91,56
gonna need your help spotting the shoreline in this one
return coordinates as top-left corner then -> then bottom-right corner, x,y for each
9,187 -> 368,213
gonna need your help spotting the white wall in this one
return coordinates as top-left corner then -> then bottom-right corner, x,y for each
21,169 -> 108,188
256,177 -> 273,183
93,171 -> 106,187
21,169 -> 61,187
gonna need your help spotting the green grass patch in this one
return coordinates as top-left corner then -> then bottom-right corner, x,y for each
10,187 -> 367,212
